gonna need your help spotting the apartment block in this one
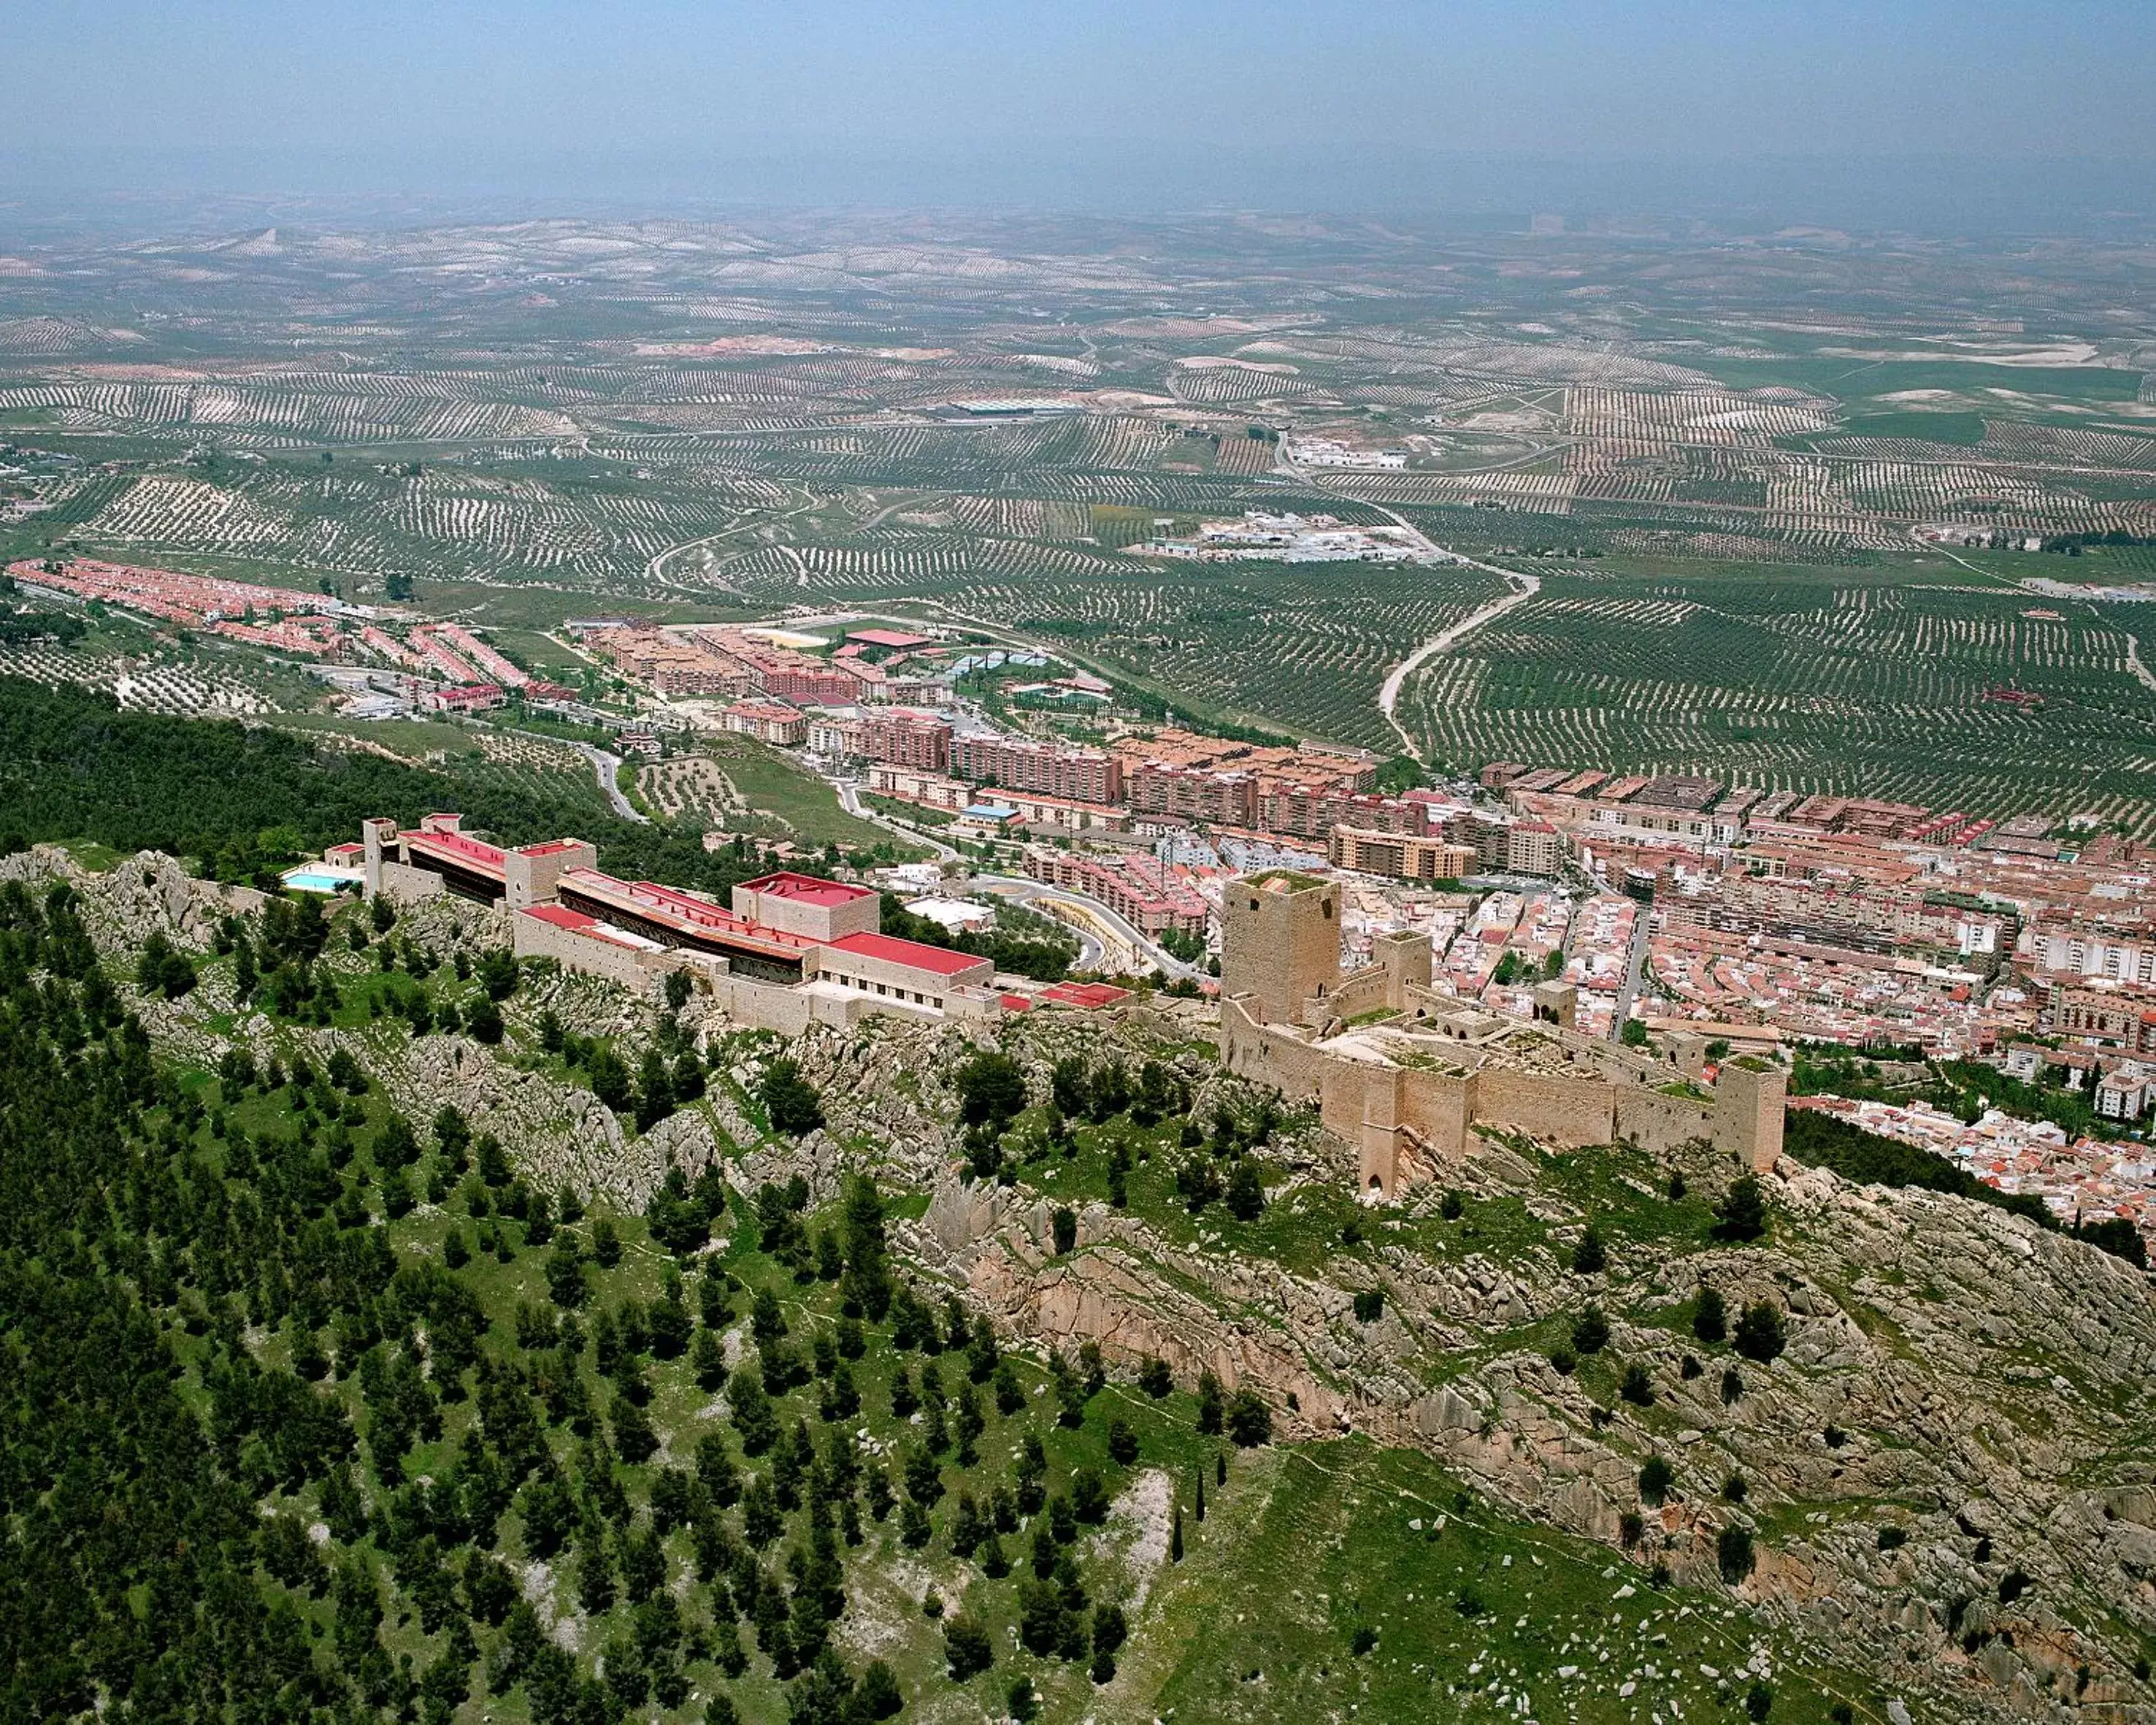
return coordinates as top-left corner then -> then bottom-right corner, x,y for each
864,763 -> 970,811
859,708 -> 953,772
1022,846 -> 1208,936
2029,922 -> 2156,985
1128,762 -> 1258,827
951,734 -> 1123,805
1330,823 -> 1478,882
723,700 -> 808,746
2051,982 -> 2156,1050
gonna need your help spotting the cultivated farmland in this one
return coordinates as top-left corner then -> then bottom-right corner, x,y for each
1396,562 -> 2156,833
0,207 -> 2148,820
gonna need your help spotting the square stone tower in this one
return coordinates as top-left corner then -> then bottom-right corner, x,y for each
1220,871 -> 1341,1025
361,817 -> 399,899
1374,927 -> 1433,1009
1531,979 -> 1578,1030
1712,1060 -> 1787,1172
503,838 -> 598,911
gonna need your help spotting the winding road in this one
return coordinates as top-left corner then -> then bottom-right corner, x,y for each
976,873 -> 1200,982
824,773 -> 1196,979
501,726 -> 646,823
2119,628 -> 2156,695
1320,495 -> 1543,763
828,772 -> 958,861
569,740 -> 648,823
1375,566 -> 1542,760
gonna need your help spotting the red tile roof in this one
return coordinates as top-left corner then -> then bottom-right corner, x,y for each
521,903 -> 659,952
564,871 -> 816,944
825,931 -> 989,976
524,903 -> 595,930
847,628 -> 932,649
1040,981 -> 1132,1009
404,827 -> 508,873
740,871 -> 876,906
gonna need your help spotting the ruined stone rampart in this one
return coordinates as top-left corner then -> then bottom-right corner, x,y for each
1615,1087 -> 1719,1152
1475,1066 -> 1622,1148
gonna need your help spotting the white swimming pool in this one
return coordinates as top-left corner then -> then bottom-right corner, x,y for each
282,868 -> 359,894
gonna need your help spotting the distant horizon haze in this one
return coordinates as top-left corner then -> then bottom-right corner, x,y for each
1,1 -> 2152,232
1,144 -> 2150,240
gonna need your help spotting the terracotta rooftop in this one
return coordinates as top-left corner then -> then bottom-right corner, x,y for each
740,871 -> 876,906
825,931 -> 989,976
559,870 -> 820,953
1040,981 -> 1133,1010
404,827 -> 508,873
848,627 -> 933,649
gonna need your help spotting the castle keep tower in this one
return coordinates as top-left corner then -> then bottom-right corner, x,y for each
1220,871 -> 1341,1025
1712,1060 -> 1788,1172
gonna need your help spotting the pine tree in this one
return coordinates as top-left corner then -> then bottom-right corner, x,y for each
1195,1471 -> 1206,1522
1196,1370 -> 1223,1435
692,1326 -> 727,1391
1170,1502 -> 1184,1563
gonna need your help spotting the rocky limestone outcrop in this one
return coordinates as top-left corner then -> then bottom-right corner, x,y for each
19,844 -> 2154,1723
905,1121 -> 2156,1725
1,844 -> 236,951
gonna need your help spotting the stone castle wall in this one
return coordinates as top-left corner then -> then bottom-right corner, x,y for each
511,909 -> 898,1038
1221,995 -> 1331,1096
1475,1066 -> 1624,1149
377,859 -> 448,908
511,906 -> 661,995
1615,1087 -> 1721,1154
1313,965 -> 1393,1024
1224,987 -> 1775,1198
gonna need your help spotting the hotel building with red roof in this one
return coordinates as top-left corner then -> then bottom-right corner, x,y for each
361,819 -> 1002,1029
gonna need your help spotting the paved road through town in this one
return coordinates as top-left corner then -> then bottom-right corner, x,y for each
973,873 -> 1200,982
827,772 -> 959,861
821,773 -> 1199,978
1609,897 -> 1653,1041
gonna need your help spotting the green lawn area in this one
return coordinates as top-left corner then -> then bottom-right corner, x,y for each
864,792 -> 954,828
484,627 -> 597,680
702,734 -> 920,854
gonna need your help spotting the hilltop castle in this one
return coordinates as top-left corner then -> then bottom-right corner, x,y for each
1217,872 -> 1784,1198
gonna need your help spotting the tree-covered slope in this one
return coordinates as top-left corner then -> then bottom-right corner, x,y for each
0,874 -> 1876,1725
0,676 -> 775,899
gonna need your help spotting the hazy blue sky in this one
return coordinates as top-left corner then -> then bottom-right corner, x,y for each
5,1 -> 2153,216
